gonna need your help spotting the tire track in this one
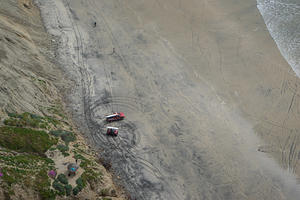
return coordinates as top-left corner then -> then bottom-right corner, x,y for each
62,1 -> 183,199
64,0 -> 103,149
93,1 -> 185,199
84,1 -> 173,199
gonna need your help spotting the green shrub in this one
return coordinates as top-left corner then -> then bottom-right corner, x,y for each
35,169 -> 56,200
74,153 -> 91,169
57,144 -> 69,156
47,105 -> 65,118
4,113 -> 50,129
0,127 -> 57,155
60,131 -> 76,145
30,113 -> 42,121
65,184 -> 72,196
63,152 -> 70,157
74,153 -> 85,160
0,154 -> 54,172
76,177 -> 85,190
38,189 -> 56,200
49,130 -> 63,137
1,167 -> 21,186
100,188 -> 109,196
39,123 -> 47,129
45,116 -> 60,127
72,186 -> 80,195
20,113 -> 41,127
57,144 -> 68,152
80,159 -> 92,169
4,118 -> 18,126
73,143 -> 79,148
7,113 -> 18,118
50,130 -> 76,145
81,169 -> 102,185
52,180 -> 65,196
49,147 -> 56,151
57,174 -> 68,185
20,112 -> 30,119
29,120 -> 39,128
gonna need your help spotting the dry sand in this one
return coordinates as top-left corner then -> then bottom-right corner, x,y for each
0,1 -> 126,199
36,0 -> 300,199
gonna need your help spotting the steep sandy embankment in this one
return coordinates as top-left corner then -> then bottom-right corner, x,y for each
0,0 -> 126,199
0,0 -> 62,115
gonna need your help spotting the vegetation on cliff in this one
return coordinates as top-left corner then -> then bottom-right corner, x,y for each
0,112 -> 120,200
0,0 -> 125,199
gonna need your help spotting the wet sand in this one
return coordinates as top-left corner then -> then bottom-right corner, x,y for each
37,0 -> 300,199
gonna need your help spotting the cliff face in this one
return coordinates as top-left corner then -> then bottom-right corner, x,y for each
0,1 -> 126,199
0,0 -> 63,116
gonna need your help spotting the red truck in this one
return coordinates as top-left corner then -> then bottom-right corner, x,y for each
106,127 -> 119,136
105,112 -> 125,122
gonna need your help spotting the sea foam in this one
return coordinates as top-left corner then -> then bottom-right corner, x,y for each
257,0 -> 300,77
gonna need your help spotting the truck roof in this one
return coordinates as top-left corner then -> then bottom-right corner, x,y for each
107,126 -> 118,130
106,113 -> 118,118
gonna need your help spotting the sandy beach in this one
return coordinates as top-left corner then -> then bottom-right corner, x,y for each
36,0 -> 300,199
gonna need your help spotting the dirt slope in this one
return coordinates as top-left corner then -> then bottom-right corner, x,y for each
0,0 -> 63,115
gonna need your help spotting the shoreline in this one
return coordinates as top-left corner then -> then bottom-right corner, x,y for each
257,0 -> 300,78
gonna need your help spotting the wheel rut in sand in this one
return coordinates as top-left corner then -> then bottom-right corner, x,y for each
37,0 -> 300,199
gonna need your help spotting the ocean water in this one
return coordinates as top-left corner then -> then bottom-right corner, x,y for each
257,0 -> 300,77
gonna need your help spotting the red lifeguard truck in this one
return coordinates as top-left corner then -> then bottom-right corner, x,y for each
106,127 -> 119,136
105,112 -> 125,122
